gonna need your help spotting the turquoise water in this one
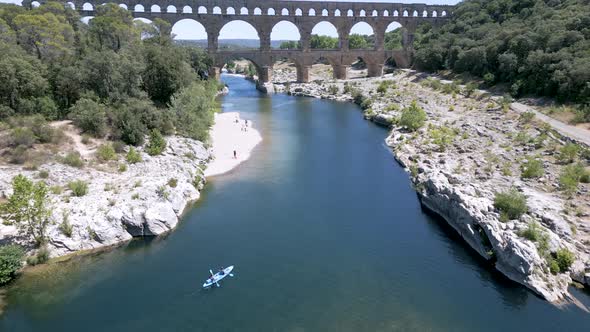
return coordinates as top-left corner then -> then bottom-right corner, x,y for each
1,75 -> 589,331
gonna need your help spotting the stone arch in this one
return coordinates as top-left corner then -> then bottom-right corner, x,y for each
31,1 -> 40,7
172,18 -> 207,41
271,21 -> 301,49
227,7 -> 235,15
309,9 -> 316,16
267,8 -> 275,15
334,9 -> 341,16
311,21 -> 339,49
383,10 -> 389,16
359,9 -> 366,17
240,7 -> 248,15
393,10 -> 399,17
403,10 -> 408,17
118,4 -> 127,10
166,5 -> 176,13
441,10 -> 447,17
197,6 -> 206,14
384,21 -> 403,50
219,20 -> 260,49
81,16 -> 94,24
281,8 -> 289,16
218,56 -> 263,79
134,4 -> 144,12
82,2 -> 93,10
182,6 -> 192,14
413,10 -> 418,17
349,22 -> 374,49
254,7 -> 262,15
372,10 -> 378,17
295,8 -> 302,16
213,6 -> 221,14
66,1 -> 75,9
322,9 -> 328,16
151,5 -> 160,13
422,10 -> 428,17
432,11 -> 437,18
347,9 -> 353,17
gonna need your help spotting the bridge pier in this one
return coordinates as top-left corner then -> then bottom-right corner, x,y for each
258,66 -> 273,83
296,65 -> 311,83
367,64 -> 384,77
209,67 -> 221,80
333,65 -> 348,80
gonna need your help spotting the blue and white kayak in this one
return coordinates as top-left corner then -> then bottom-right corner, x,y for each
203,265 -> 234,288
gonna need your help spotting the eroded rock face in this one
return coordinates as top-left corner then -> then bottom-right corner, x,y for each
0,136 -> 209,257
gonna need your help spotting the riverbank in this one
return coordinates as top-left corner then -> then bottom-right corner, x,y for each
270,68 -> 590,303
0,112 -> 261,259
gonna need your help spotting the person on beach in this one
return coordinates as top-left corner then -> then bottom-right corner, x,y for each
233,150 -> 237,159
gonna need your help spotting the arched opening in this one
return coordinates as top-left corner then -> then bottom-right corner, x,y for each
347,9 -> 353,17
334,9 -> 341,16
403,10 -> 409,17
82,3 -> 93,11
198,6 -> 207,14
240,7 -> 248,15
271,21 -> 300,50
383,10 -> 389,16
423,10 -> 428,17
349,22 -> 374,50
359,10 -> 366,17
119,4 -> 127,10
413,10 -> 418,17
134,4 -> 144,12
182,6 -> 192,14
254,8 -> 262,15
295,8 -> 302,16
134,17 -> 154,39
81,16 -> 94,24
267,8 -> 275,15
166,5 -> 176,13
213,6 -> 221,14
227,7 -> 235,15
281,8 -> 289,16
31,1 -> 40,8
219,20 -> 260,50
66,2 -> 75,9
384,22 -> 403,50
393,10 -> 399,17
441,11 -> 447,17
310,21 -> 339,49
322,9 -> 328,16
348,56 -> 369,79
372,10 -> 378,17
172,19 -> 207,44
221,58 -> 259,80
151,5 -> 160,13
309,9 -> 316,16
432,11 -> 438,18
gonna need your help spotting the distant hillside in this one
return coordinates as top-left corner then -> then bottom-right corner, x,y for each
174,39 -> 294,49
414,0 -> 590,109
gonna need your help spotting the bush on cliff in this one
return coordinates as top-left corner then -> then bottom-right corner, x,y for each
146,129 -> 166,156
399,101 -> 426,132
520,156 -> 544,179
0,244 -> 24,285
493,189 -> 528,221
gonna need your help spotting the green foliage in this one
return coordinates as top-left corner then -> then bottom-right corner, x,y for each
96,143 -> 117,162
327,85 -> 339,95
518,222 -> 543,242
61,151 -> 84,168
0,174 -> 51,245
0,244 -> 24,285
310,34 -> 339,49
156,185 -> 169,200
168,178 -> 178,188
519,111 -> 536,124
548,259 -> 560,274
555,248 -> 575,272
399,101 -> 427,132
429,125 -> 456,151
69,98 -> 108,137
169,82 -> 217,141
559,162 -> 589,195
520,156 -> 544,179
59,212 -> 73,237
279,40 -> 300,49
348,34 -> 372,49
126,147 -> 142,164
413,0 -> 590,102
118,163 -> 127,172
68,180 -> 88,197
494,189 -> 528,221
10,127 -> 36,148
146,129 -> 166,156
557,143 -> 580,164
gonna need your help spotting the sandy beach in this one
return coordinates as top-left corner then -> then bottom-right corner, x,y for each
204,112 -> 262,177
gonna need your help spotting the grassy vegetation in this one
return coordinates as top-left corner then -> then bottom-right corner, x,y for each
126,147 -> 142,164
68,180 -> 89,197
96,143 -> 117,162
146,130 -> 166,156
494,189 -> 528,221
559,163 -> 589,196
520,156 -> 544,179
0,244 -> 24,285
61,152 -> 84,168
399,101 -> 426,132
428,125 -> 457,152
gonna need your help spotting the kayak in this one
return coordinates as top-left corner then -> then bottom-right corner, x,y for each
203,265 -> 234,288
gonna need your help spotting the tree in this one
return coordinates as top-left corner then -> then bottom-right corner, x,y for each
0,175 -> 51,245
399,101 -> 427,131
279,40 -> 299,49
146,129 -> 166,156
169,82 -> 217,141
349,34 -> 370,49
69,98 -> 108,137
0,244 -> 24,285
13,9 -> 74,61
310,35 -> 338,49
88,3 -> 138,52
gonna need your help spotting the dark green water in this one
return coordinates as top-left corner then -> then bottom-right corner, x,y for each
1,75 -> 590,331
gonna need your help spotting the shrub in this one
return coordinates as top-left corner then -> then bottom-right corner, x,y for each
557,143 -> 580,164
59,212 -> 73,237
96,144 -> 116,162
38,170 -> 49,179
555,248 -> 574,272
168,178 -> 178,188
0,245 -> 24,285
483,73 -> 495,86
327,85 -> 339,95
69,98 -> 108,137
548,259 -> 560,274
463,82 -> 477,97
68,180 -> 89,197
385,104 -> 399,111
156,185 -> 169,200
429,125 -> 456,151
559,163 -> 589,196
399,101 -> 426,132
81,135 -> 91,145
518,222 -> 542,242
118,164 -> 127,172
519,111 -> 535,124
146,129 -> 166,156
494,189 -> 528,221
26,246 -> 49,266
376,81 -> 389,94
61,152 -> 84,168
112,141 -> 126,154
126,147 -> 142,164
10,127 -> 36,148
520,156 -> 544,179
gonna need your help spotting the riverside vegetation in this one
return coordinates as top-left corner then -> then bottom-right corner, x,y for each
0,2 -> 221,285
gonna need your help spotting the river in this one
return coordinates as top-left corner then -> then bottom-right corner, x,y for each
1,75 -> 590,331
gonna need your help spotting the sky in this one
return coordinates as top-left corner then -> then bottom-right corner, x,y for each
1,0 -> 461,40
